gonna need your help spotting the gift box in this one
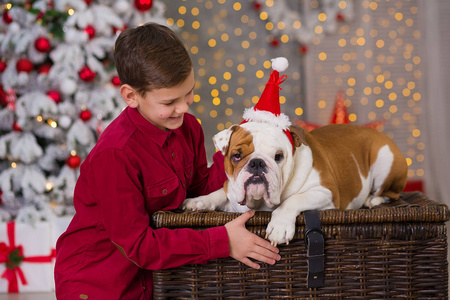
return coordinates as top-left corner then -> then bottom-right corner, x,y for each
0,221 -> 55,293
152,192 -> 449,299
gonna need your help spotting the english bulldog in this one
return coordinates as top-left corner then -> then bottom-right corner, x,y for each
182,121 -> 408,246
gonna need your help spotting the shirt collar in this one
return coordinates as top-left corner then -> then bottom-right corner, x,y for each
125,107 -> 174,147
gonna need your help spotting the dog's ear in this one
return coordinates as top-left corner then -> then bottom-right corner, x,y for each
289,125 -> 308,148
213,125 -> 239,155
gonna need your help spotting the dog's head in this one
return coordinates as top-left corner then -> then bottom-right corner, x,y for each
214,122 -> 307,210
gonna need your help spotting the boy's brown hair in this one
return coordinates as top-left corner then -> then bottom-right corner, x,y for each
114,22 -> 193,96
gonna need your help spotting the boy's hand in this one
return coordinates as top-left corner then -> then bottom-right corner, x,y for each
224,210 -> 281,269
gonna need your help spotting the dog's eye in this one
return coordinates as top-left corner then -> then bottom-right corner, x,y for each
231,153 -> 241,163
274,152 -> 284,163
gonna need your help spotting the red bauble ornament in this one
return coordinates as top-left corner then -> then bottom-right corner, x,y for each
270,37 -> 280,47
336,12 -> 344,22
12,121 -> 22,132
253,2 -> 262,11
38,63 -> 52,74
79,66 -> 96,82
0,60 -> 6,73
34,36 -> 51,53
79,109 -> 92,121
66,155 -> 81,169
2,10 -> 12,24
111,75 -> 121,87
299,45 -> 308,55
134,0 -> 153,12
16,58 -> 34,73
84,0 -> 93,5
47,89 -> 61,103
84,25 -> 96,39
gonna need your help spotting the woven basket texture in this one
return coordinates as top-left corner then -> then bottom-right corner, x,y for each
152,192 -> 449,299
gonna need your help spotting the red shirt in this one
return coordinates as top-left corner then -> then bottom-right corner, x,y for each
55,107 -> 229,299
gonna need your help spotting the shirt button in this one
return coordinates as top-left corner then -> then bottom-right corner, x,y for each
171,152 -> 175,158
162,189 -> 167,195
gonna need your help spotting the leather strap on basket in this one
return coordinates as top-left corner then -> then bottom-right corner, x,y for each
304,210 -> 325,288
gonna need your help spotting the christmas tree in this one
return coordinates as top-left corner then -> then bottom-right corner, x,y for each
0,0 -> 167,222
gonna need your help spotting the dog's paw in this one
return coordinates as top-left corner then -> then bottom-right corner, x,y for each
363,195 -> 389,208
265,216 -> 296,246
181,196 -> 214,211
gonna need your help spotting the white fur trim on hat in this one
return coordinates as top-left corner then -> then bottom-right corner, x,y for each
243,107 -> 292,130
271,57 -> 289,72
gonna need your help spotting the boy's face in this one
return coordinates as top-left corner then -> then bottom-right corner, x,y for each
135,69 -> 195,131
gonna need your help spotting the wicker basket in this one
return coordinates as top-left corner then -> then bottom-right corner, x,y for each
152,192 -> 449,299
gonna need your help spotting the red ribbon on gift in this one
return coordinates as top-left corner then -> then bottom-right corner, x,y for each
0,221 -> 56,293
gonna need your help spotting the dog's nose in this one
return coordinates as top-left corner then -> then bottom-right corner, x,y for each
248,158 -> 266,174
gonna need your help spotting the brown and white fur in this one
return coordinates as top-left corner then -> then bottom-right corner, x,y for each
182,122 -> 408,246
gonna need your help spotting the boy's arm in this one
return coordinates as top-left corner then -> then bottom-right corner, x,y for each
91,149 -> 229,270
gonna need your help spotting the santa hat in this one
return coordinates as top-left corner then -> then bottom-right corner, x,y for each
241,57 -> 295,150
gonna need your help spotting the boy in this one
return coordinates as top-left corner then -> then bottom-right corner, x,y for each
54,23 -> 280,299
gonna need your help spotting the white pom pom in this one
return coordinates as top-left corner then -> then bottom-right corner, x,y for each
271,57 -> 289,72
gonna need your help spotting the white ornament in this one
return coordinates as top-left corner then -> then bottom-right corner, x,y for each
17,72 -> 30,85
60,78 -> 77,95
113,1 -> 131,15
59,115 -> 72,129
9,22 -> 21,34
